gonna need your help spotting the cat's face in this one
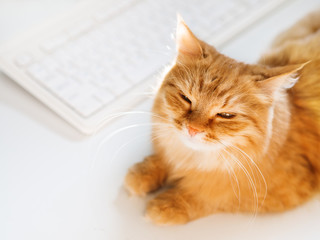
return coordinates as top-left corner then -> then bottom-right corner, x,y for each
155,17 -> 304,152
161,55 -> 269,151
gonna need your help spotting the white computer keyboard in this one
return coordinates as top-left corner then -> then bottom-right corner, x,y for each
0,0 -> 288,134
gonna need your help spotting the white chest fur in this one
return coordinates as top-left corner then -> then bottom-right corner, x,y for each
157,129 -> 229,171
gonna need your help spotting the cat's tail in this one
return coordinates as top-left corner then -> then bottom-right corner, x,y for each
271,9 -> 320,49
259,9 -> 320,66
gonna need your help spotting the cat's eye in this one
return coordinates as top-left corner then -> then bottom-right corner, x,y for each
180,94 -> 191,104
217,112 -> 236,119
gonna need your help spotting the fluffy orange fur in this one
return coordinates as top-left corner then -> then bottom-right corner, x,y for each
125,10 -> 320,225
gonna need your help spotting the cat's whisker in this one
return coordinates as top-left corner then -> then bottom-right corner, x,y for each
150,132 -> 173,142
225,144 -> 266,223
228,145 -> 259,195
220,146 -> 259,220
93,110 -> 171,132
229,144 -> 268,207
221,143 -> 258,187
110,132 -> 151,166
111,126 -> 175,166
110,130 -> 173,170
138,91 -> 157,98
152,131 -> 176,140
92,123 -> 152,169
92,122 -> 173,169
152,128 -> 175,137
221,152 -> 241,207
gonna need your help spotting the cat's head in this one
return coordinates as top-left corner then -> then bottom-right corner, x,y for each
155,16 -> 306,153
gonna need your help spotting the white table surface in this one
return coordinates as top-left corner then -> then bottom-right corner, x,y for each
1,0 -> 320,239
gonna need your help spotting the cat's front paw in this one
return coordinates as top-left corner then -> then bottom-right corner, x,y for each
145,191 -> 191,225
124,165 -> 154,196
124,156 -> 165,196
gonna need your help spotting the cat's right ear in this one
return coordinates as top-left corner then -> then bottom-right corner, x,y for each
257,62 -> 309,96
176,14 -> 203,59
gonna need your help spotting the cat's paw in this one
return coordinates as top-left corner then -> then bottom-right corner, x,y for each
145,192 -> 190,225
124,162 -> 160,197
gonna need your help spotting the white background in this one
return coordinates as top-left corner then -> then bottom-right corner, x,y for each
1,0 -> 320,239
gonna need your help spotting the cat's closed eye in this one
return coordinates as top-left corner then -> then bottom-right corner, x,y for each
180,94 -> 191,104
217,112 -> 236,119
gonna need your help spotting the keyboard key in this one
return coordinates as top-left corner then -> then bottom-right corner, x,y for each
94,73 -> 131,96
40,34 -> 68,52
49,75 -> 77,92
66,19 -> 95,39
55,80 -> 80,102
15,53 -> 33,67
27,63 -> 51,81
70,95 -> 103,117
41,56 -> 60,72
93,88 -> 115,104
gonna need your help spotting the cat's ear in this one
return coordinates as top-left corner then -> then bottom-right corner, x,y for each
257,62 -> 309,95
176,14 -> 203,58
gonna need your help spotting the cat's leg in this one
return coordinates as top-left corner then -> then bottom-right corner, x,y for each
146,188 -> 207,225
238,189 -> 317,214
124,155 -> 167,196
237,169 -> 318,213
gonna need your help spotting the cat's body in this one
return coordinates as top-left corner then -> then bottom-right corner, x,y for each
125,11 -> 320,225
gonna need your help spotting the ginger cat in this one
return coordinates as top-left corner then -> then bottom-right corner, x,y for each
124,11 -> 320,225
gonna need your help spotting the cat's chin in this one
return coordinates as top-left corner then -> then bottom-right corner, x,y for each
178,133 -> 221,152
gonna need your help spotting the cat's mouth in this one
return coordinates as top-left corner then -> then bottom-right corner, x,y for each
178,127 -> 221,151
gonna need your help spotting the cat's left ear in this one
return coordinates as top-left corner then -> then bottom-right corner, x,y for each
176,14 -> 203,58
257,62 -> 309,95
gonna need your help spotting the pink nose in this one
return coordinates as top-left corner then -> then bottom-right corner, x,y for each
187,125 -> 202,137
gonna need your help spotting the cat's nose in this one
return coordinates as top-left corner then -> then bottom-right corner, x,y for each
187,125 -> 202,137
